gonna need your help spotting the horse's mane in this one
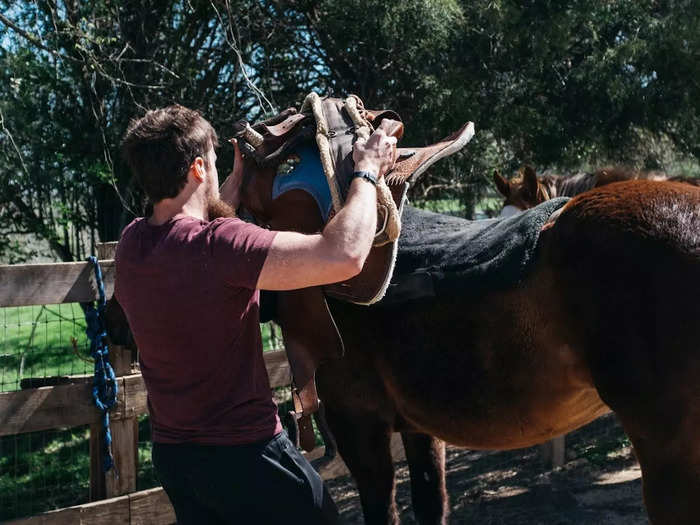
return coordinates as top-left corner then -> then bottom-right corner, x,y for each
556,171 -> 598,196
594,166 -> 639,185
538,173 -> 563,198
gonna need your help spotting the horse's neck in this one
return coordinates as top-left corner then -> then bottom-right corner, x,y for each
557,172 -> 597,197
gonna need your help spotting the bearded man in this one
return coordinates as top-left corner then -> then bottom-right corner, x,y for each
115,104 -> 397,524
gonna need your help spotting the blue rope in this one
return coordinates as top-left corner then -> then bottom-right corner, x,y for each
82,255 -> 118,473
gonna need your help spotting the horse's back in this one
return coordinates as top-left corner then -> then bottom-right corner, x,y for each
550,180 -> 699,266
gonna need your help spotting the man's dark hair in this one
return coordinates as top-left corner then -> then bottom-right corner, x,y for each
121,105 -> 219,202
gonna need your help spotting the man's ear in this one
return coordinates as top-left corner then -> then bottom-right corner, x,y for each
190,156 -> 206,183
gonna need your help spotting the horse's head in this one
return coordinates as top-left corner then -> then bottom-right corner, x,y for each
494,166 -> 551,217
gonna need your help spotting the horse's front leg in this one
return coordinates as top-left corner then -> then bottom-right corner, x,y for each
401,432 -> 448,525
324,404 -> 398,525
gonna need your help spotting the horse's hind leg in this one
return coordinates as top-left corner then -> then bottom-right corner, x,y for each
325,407 -> 398,524
621,417 -> 700,524
401,432 -> 448,525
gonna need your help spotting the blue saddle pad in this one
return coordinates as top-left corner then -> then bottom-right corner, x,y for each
272,145 -> 333,222
388,197 -> 570,298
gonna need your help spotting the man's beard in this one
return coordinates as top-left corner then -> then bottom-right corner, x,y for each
207,196 -> 237,219
203,174 -> 237,219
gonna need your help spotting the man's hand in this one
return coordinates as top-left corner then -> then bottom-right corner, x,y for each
219,138 -> 244,210
353,119 -> 399,178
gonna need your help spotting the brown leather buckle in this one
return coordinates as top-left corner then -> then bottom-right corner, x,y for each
290,388 -> 317,452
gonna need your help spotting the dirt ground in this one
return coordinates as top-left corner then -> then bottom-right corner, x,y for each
326,413 -> 647,524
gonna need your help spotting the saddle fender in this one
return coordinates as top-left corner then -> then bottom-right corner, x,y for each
255,185 -> 346,451
277,288 -> 344,405
263,288 -> 343,452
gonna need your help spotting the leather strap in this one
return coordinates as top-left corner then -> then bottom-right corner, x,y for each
297,414 -> 316,452
352,170 -> 378,186
292,386 -> 319,452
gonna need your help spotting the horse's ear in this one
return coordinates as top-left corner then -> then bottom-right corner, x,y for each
493,170 -> 510,197
523,165 -> 538,198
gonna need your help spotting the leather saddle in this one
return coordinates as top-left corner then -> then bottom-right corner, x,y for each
233,94 -> 474,450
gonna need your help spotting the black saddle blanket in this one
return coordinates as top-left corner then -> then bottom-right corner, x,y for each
384,197 -> 570,302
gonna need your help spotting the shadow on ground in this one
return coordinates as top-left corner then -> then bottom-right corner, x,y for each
326,413 -> 647,524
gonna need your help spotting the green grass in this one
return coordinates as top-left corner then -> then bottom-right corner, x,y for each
412,194 -> 504,219
572,430 -> 632,467
415,198 -> 466,215
261,321 -> 284,351
0,304 -> 92,392
0,416 -> 163,522
474,195 -> 504,218
0,402 -> 309,521
0,426 -> 91,521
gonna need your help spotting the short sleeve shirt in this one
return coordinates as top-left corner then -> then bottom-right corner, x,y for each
114,215 -> 281,445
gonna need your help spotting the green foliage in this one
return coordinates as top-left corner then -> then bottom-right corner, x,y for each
0,0 -> 698,260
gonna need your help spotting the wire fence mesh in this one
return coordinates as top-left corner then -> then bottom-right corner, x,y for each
0,425 -> 91,521
1,304 -> 93,393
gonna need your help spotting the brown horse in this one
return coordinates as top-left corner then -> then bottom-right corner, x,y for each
236,146 -> 700,525
108,169 -> 700,522
494,165 -> 699,216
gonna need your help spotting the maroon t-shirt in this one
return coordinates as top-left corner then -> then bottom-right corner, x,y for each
114,215 -> 282,445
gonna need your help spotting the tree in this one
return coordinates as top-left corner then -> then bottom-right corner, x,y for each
1,0 -> 698,262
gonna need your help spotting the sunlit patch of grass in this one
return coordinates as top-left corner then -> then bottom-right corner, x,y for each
261,322 -> 284,351
0,308 -> 294,520
414,198 -> 467,216
572,431 -> 631,467
0,304 -> 93,392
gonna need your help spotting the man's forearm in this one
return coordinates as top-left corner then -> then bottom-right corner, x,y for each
321,178 -> 378,265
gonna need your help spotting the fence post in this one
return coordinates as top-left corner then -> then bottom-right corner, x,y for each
90,243 -> 139,501
541,435 -> 566,469
97,241 -> 119,261
89,345 -> 138,500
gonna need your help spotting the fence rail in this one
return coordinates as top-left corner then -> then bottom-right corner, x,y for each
7,487 -> 175,525
0,261 -> 115,307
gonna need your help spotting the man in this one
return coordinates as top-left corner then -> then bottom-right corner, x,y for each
115,104 -> 397,524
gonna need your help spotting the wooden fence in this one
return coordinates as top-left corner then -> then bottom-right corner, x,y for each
0,242 -> 376,524
0,242 -> 562,524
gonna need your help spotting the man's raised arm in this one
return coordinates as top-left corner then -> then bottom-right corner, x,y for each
249,120 -> 398,290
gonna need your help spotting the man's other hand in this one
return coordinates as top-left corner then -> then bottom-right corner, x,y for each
353,119 -> 399,179
220,138 -> 244,210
